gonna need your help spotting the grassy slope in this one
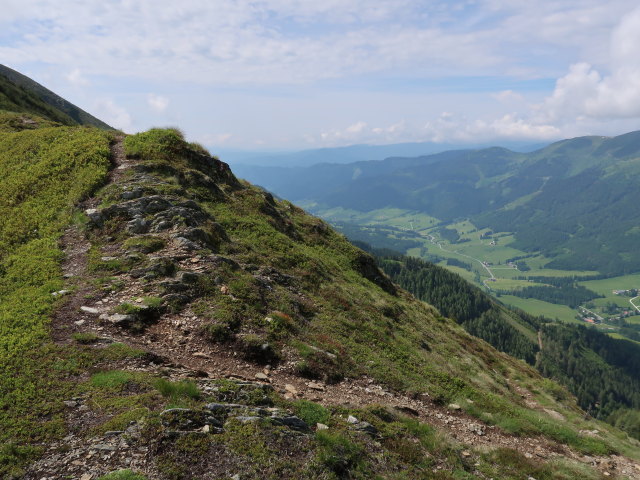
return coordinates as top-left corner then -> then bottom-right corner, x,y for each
0,119 -> 111,472
0,64 -> 112,129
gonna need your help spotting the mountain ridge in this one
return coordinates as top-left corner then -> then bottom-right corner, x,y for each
0,64 -> 112,129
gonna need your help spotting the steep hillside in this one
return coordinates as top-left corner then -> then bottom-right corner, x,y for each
1,122 -> 639,479
361,245 -> 640,440
0,64 -> 111,129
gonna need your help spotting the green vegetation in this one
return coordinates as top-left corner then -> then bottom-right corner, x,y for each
97,469 -> 149,480
292,399 -> 331,426
120,128 -> 637,456
0,64 -> 111,128
315,430 -> 365,476
153,378 -> 201,402
360,243 -> 640,441
0,123 -> 110,475
90,370 -> 135,389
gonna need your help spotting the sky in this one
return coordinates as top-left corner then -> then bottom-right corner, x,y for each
2,0 -> 640,152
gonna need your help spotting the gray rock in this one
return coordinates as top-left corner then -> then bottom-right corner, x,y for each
176,271 -> 203,284
352,421 -> 378,436
209,255 -> 241,270
160,408 -> 220,431
80,306 -> 100,315
151,220 -> 173,231
92,444 -> 117,451
127,217 -> 150,234
232,416 -> 262,424
158,280 -> 191,293
467,423 -> 485,436
106,314 -> 136,326
130,259 -> 175,279
173,237 -> 200,251
271,415 -> 310,432
161,293 -> 192,305
121,188 -> 144,200
173,227 -> 213,246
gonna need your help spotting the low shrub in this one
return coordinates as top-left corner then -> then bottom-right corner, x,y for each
292,399 -> 330,426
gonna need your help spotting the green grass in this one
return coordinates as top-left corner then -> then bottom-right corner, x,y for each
292,399 -> 331,426
499,295 -> 580,323
90,371 -> 135,389
153,378 -> 201,402
97,470 -> 148,480
0,125 -> 111,475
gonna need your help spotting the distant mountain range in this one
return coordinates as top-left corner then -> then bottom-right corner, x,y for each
237,130 -> 640,274
222,139 -> 548,167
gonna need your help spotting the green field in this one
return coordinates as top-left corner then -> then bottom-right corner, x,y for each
579,273 -> 640,295
499,295 -> 580,323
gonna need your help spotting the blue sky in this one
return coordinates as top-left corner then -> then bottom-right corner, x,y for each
2,0 -> 640,151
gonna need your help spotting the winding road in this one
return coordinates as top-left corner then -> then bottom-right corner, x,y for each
422,233 -> 517,289
630,295 -> 640,313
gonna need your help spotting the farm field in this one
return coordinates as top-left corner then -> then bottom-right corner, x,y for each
312,204 -> 640,341
499,295 -> 579,324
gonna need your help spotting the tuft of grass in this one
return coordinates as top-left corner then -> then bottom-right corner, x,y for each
97,470 -> 148,480
114,302 -> 146,315
0,126 -> 110,476
72,332 -> 101,344
123,236 -> 165,253
90,371 -> 134,389
153,378 -> 200,401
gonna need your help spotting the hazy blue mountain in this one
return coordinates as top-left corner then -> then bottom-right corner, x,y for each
221,139 -> 548,168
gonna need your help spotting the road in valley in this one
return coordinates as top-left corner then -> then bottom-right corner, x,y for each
422,233 -> 517,289
630,295 -> 640,313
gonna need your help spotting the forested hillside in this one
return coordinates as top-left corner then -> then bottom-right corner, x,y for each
361,244 -> 640,440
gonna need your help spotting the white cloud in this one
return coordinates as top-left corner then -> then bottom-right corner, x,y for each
66,68 -> 89,86
0,0 -> 632,86
539,8 -> 640,122
318,120 -> 409,145
93,98 -> 133,131
147,93 -> 169,113
492,90 -> 524,103
196,132 -> 233,145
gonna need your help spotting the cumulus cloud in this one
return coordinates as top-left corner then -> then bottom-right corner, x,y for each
147,93 -> 169,113
318,120 -> 408,145
539,8 -> 640,121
